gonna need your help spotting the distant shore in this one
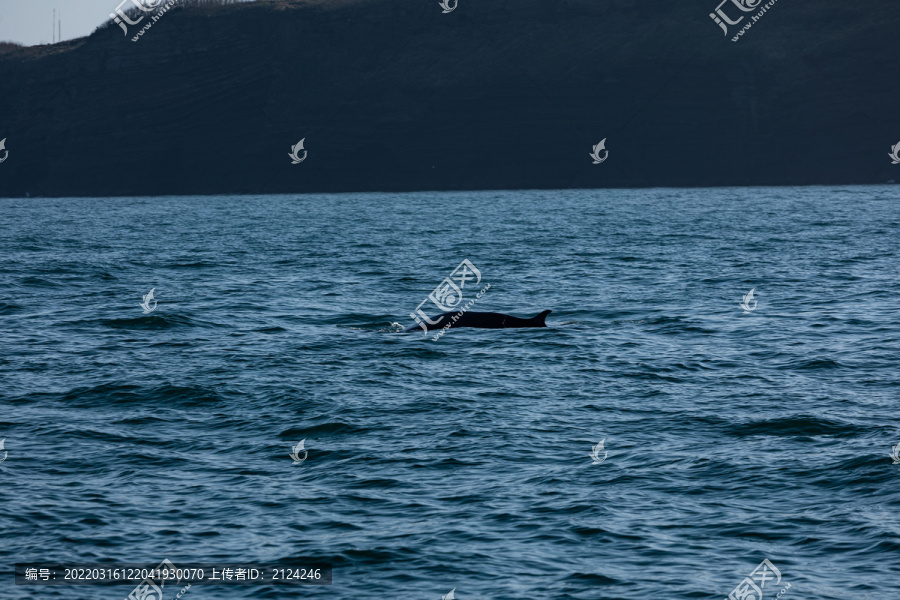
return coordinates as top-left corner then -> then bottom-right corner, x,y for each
1,0 -> 898,197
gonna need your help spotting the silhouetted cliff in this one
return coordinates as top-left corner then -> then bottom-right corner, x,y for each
0,0 -> 898,196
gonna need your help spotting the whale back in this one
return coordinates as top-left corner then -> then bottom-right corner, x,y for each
403,309 -> 551,332
453,310 -> 550,329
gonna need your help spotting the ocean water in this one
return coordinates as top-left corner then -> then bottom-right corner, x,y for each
1,187 -> 899,600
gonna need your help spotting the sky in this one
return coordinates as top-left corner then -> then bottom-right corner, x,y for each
0,0 -> 127,46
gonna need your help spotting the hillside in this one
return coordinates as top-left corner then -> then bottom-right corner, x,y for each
0,0 -> 898,196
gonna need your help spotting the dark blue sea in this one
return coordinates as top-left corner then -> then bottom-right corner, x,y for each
1,187 -> 899,600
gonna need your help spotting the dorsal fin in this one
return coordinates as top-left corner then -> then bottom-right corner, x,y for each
530,310 -> 551,326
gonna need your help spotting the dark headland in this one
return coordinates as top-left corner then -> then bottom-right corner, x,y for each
0,0 -> 898,197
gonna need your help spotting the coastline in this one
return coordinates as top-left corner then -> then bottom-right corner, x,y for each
0,0 -> 897,197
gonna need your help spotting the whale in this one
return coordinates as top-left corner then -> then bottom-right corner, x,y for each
406,310 -> 551,332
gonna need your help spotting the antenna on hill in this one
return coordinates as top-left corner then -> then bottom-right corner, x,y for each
51,9 -> 62,44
